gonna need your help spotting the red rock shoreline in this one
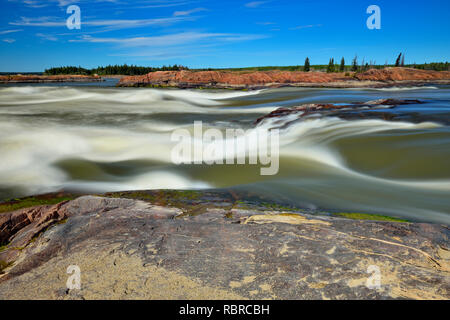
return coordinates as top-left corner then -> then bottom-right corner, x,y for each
118,67 -> 450,89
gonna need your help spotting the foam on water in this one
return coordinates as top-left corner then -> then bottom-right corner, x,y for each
0,86 -> 264,106
0,86 -> 276,117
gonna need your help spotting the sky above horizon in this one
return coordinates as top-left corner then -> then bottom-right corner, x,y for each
0,0 -> 449,72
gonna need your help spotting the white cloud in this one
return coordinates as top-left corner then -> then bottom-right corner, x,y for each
36,33 -> 58,41
0,29 -> 23,35
11,0 -> 120,7
10,16 -> 196,31
290,24 -> 322,30
2,39 -> 16,43
111,49 -> 202,60
8,2 -> 206,33
136,1 -> 193,9
67,31 -> 267,62
70,32 -> 266,47
245,1 -> 268,8
10,16 -> 66,27
173,7 -> 207,17
12,0 -> 190,9
21,0 -> 48,8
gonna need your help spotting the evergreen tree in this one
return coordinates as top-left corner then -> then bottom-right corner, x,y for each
395,53 -> 402,67
304,57 -> 310,72
327,58 -> 335,73
401,54 -> 405,67
351,55 -> 358,72
339,57 -> 345,72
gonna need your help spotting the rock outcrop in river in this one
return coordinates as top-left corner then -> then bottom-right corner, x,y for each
254,99 -> 426,125
0,191 -> 448,300
118,68 -> 450,89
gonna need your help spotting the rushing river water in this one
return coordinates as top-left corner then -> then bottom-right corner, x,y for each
1,82 -> 450,224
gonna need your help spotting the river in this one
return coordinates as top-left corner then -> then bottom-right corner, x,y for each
1,81 -> 449,224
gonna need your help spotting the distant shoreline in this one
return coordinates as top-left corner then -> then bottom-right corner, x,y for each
1,68 -> 450,89
119,79 -> 450,90
0,74 -> 103,84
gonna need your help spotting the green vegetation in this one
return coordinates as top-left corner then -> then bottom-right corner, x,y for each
105,190 -> 203,208
413,62 -> 450,71
234,200 -> 299,212
395,53 -> 403,67
105,190 -> 309,218
361,62 -> 370,72
0,195 -> 75,214
327,58 -> 335,73
44,64 -> 189,76
44,65 -> 91,75
101,190 -> 414,223
339,57 -> 345,72
351,55 -> 358,72
197,65 -> 304,72
304,57 -> 310,72
332,212 -> 409,222
42,55 -> 450,76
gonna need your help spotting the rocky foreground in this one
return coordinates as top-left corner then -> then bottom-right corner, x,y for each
0,74 -> 103,83
0,190 -> 449,300
118,67 -> 450,89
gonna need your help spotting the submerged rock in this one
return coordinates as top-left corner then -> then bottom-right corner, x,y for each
0,191 -> 448,300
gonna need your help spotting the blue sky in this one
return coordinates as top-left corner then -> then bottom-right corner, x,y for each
0,0 -> 449,71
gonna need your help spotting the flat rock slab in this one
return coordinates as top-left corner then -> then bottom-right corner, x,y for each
0,195 -> 449,300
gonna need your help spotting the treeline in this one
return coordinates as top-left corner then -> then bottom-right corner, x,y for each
196,66 -> 305,72
44,66 -> 91,75
413,62 -> 450,72
43,59 -> 449,76
299,56 -> 378,73
44,64 -> 189,76
207,53 -> 448,73
307,53 -> 449,73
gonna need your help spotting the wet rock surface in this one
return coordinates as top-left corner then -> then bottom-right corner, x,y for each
254,99 -> 437,125
0,191 -> 449,300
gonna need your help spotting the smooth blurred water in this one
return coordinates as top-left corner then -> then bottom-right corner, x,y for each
0,84 -> 449,223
